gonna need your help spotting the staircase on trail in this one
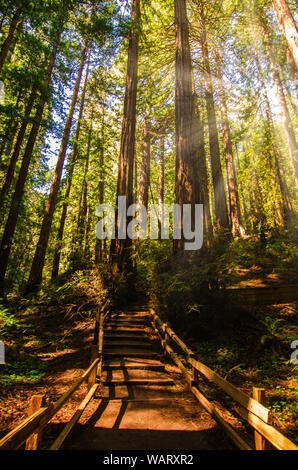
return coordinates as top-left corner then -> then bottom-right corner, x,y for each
66,304 -> 235,450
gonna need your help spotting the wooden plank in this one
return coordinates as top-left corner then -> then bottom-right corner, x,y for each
151,310 -> 195,357
0,406 -> 52,450
50,358 -> 99,416
25,395 -> 45,450
237,404 -> 298,450
87,346 -> 98,390
253,388 -> 269,450
190,385 -> 252,450
0,358 -> 99,450
50,384 -> 98,450
151,308 -> 297,451
189,357 -> 269,423
98,311 -> 104,379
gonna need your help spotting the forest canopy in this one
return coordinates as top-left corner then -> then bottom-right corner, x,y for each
0,0 -> 297,296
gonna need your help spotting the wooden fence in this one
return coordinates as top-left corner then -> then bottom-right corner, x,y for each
0,302 -> 111,451
150,308 -> 298,451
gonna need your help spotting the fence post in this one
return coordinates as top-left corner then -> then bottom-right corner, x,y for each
25,395 -> 45,450
253,387 -> 268,450
87,345 -> 98,390
97,311 -> 104,379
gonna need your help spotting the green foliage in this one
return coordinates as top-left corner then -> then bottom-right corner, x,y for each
0,303 -> 31,336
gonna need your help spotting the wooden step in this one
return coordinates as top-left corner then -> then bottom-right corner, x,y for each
103,350 -> 159,359
108,316 -> 149,322
103,358 -> 165,368
104,341 -> 153,349
103,363 -> 165,372
104,333 -> 155,340
106,320 -> 148,325
105,328 -> 147,334
100,378 -> 174,386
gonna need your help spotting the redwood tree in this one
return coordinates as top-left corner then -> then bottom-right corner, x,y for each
109,0 -> 140,274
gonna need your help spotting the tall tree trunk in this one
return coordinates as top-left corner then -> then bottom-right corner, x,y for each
138,110 -> 151,211
0,28 -> 63,293
80,111 -> 93,251
0,2 -> 22,73
214,47 -> 245,237
199,17 -> 230,231
262,20 -> 298,187
193,93 -> 213,245
109,0 -> 140,274
272,0 -> 298,68
255,52 -> 294,222
284,41 -> 298,96
158,136 -> 165,239
26,44 -> 88,292
95,106 -> 105,263
174,0 -> 196,251
0,86 -> 37,213
51,59 -> 90,279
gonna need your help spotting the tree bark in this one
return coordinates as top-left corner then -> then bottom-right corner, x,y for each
200,18 -> 230,231
138,111 -> 151,211
193,93 -> 213,245
0,2 -> 22,73
174,0 -> 197,251
95,105 -> 105,263
214,47 -> 245,237
109,0 -> 140,274
26,44 -> 88,291
272,0 -> 298,68
158,136 -> 165,239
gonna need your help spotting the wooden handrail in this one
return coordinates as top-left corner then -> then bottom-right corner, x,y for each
0,358 -> 99,450
188,357 -> 269,423
50,383 -> 99,450
150,308 -> 298,451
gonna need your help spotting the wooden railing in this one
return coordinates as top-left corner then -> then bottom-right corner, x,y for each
0,302 -> 112,451
1,302 -> 296,451
149,308 -> 298,451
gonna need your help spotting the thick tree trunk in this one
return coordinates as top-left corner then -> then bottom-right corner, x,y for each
284,41 -> 298,97
109,0 -> 140,274
262,21 -> 298,187
158,137 -> 165,239
0,30 -> 62,292
200,21 -> 230,231
26,44 -> 88,291
0,87 -> 37,213
51,60 -> 90,279
95,102 -> 106,263
138,111 -> 151,211
0,3 -> 22,73
174,0 -> 196,251
272,0 -> 298,68
214,47 -> 245,237
193,94 -> 213,245
79,111 -> 93,251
